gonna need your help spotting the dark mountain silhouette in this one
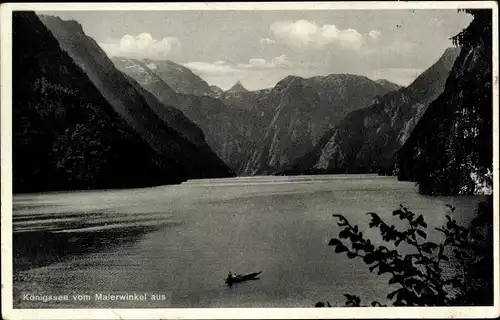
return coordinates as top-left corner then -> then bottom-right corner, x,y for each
397,9 -> 492,195
12,12 -> 232,193
282,47 -> 460,175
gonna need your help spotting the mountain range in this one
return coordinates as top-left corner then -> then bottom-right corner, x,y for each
13,11 -> 491,196
281,47 -> 460,175
111,56 -> 400,174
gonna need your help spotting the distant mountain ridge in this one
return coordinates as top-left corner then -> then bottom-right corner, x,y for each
112,54 -> 397,175
282,47 -> 460,175
242,73 -> 401,174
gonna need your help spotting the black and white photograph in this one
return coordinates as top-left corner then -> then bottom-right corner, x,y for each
1,2 -> 498,319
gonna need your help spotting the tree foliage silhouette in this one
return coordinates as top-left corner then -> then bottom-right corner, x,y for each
316,198 -> 493,307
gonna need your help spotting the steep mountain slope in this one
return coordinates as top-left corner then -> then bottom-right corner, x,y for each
110,57 -> 179,104
35,14 -> 232,180
13,12 -> 231,193
112,57 -> 264,174
283,47 -> 460,175
243,74 -> 398,174
142,59 -> 212,96
397,10 -> 492,195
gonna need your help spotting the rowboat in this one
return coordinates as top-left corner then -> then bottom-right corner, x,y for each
225,271 -> 262,285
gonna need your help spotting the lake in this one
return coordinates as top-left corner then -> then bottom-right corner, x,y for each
11,175 -> 484,308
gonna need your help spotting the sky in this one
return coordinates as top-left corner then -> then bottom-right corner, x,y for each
38,9 -> 473,90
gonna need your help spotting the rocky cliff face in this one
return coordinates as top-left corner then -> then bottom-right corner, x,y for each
283,47 -> 460,175
397,10 -> 492,195
243,74 -> 399,174
13,12 -> 232,193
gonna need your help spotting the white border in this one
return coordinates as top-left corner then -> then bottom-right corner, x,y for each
1,2 -> 498,319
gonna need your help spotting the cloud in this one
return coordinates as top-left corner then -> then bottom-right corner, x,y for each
237,54 -> 293,70
259,37 -> 275,45
270,20 -> 365,50
182,54 -> 298,81
182,61 -> 240,76
99,33 -> 181,60
369,30 -> 382,40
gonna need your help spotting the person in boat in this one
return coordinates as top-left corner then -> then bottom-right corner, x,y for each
227,272 -> 241,281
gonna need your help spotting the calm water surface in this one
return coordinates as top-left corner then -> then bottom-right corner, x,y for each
12,175 -> 483,308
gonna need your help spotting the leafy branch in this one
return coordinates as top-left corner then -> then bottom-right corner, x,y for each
317,202 -> 491,307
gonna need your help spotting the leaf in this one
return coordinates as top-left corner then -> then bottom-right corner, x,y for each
335,244 -> 348,253
435,227 -> 445,233
352,242 -> 365,251
393,209 -> 403,216
347,251 -> 357,259
378,263 -> 391,275
364,243 -> 375,252
339,229 -> 350,239
371,301 -> 384,307
416,230 -> 427,239
387,288 -> 403,300
369,263 -> 379,272
422,242 -> 439,251
363,253 -> 376,264
389,275 -> 402,285
366,212 -> 380,219
343,294 -> 356,301
328,238 -> 342,246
